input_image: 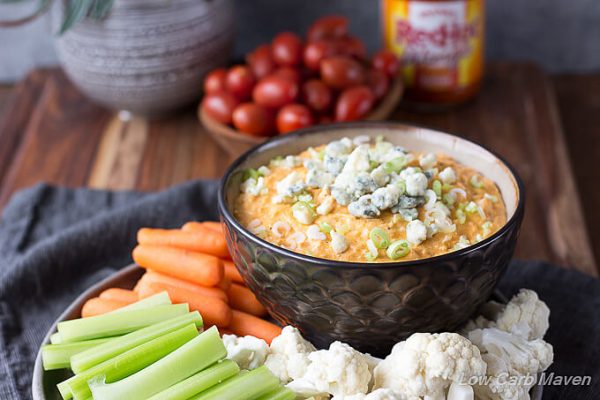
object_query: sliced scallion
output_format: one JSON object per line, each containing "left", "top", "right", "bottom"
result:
{"left": 383, "top": 156, "right": 407, "bottom": 173}
{"left": 470, "top": 175, "right": 484, "bottom": 189}
{"left": 386, "top": 240, "right": 410, "bottom": 259}
{"left": 396, "top": 180, "right": 406, "bottom": 196}
{"left": 370, "top": 228, "right": 390, "bottom": 249}
{"left": 465, "top": 201, "right": 478, "bottom": 214}
{"left": 319, "top": 222, "right": 333, "bottom": 234}
{"left": 432, "top": 180, "right": 442, "bottom": 198}
{"left": 455, "top": 209, "right": 466, "bottom": 224}
{"left": 242, "top": 168, "right": 262, "bottom": 182}
{"left": 484, "top": 193, "right": 499, "bottom": 203}
{"left": 443, "top": 193, "right": 455, "bottom": 206}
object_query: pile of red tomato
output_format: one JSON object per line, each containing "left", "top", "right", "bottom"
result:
{"left": 200, "top": 15, "right": 400, "bottom": 136}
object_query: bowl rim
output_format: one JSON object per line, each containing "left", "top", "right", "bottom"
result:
{"left": 218, "top": 121, "right": 525, "bottom": 269}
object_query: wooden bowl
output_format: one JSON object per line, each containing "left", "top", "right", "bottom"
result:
{"left": 199, "top": 75, "right": 404, "bottom": 158}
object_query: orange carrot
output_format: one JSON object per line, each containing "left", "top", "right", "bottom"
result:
{"left": 99, "top": 288, "right": 138, "bottom": 304}
{"left": 223, "top": 260, "right": 244, "bottom": 284}
{"left": 133, "top": 245, "right": 224, "bottom": 287}
{"left": 228, "top": 310, "right": 281, "bottom": 344}
{"left": 137, "top": 228, "right": 229, "bottom": 258}
{"left": 139, "top": 270, "right": 228, "bottom": 302}
{"left": 81, "top": 298, "right": 129, "bottom": 318}
{"left": 182, "top": 221, "right": 222, "bottom": 234}
{"left": 216, "top": 276, "right": 232, "bottom": 291}
{"left": 227, "top": 284, "right": 268, "bottom": 317}
{"left": 142, "top": 282, "right": 232, "bottom": 327}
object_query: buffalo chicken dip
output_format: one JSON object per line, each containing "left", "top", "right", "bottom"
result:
{"left": 234, "top": 136, "right": 506, "bottom": 262}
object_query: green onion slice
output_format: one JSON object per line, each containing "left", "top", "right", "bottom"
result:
{"left": 383, "top": 156, "right": 407, "bottom": 173}
{"left": 370, "top": 228, "right": 390, "bottom": 249}
{"left": 319, "top": 222, "right": 333, "bottom": 233}
{"left": 470, "top": 175, "right": 484, "bottom": 189}
{"left": 455, "top": 209, "right": 466, "bottom": 224}
{"left": 396, "top": 180, "right": 406, "bottom": 196}
{"left": 386, "top": 240, "right": 410, "bottom": 259}
{"left": 432, "top": 180, "right": 442, "bottom": 198}
{"left": 364, "top": 251, "right": 377, "bottom": 261}
{"left": 242, "top": 168, "right": 262, "bottom": 182}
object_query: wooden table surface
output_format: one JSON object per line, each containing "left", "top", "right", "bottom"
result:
{"left": 0, "top": 63, "right": 597, "bottom": 277}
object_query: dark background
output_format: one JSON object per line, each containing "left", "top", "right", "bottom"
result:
{"left": 1, "top": 0, "right": 599, "bottom": 81}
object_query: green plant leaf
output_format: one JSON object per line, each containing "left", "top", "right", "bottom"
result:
{"left": 59, "top": 0, "right": 94, "bottom": 35}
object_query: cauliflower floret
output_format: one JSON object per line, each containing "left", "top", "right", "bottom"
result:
{"left": 287, "top": 341, "right": 372, "bottom": 398}
{"left": 406, "top": 220, "right": 427, "bottom": 246}
{"left": 264, "top": 326, "right": 316, "bottom": 383}
{"left": 446, "top": 382, "right": 474, "bottom": 400}
{"left": 333, "top": 388, "right": 416, "bottom": 400}
{"left": 464, "top": 289, "right": 550, "bottom": 341}
{"left": 373, "top": 332, "right": 486, "bottom": 400}
{"left": 222, "top": 334, "right": 269, "bottom": 370}
{"left": 468, "top": 328, "right": 553, "bottom": 400}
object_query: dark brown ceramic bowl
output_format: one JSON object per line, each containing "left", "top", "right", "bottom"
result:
{"left": 218, "top": 122, "right": 525, "bottom": 356}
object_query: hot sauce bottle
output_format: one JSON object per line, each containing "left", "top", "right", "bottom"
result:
{"left": 382, "top": 0, "right": 485, "bottom": 108}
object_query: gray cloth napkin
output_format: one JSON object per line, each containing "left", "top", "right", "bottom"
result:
{"left": 0, "top": 182, "right": 598, "bottom": 399}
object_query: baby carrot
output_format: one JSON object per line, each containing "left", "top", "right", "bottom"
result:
{"left": 223, "top": 260, "right": 244, "bottom": 284}
{"left": 99, "top": 288, "right": 138, "bottom": 304}
{"left": 139, "top": 270, "right": 229, "bottom": 302}
{"left": 227, "top": 284, "right": 268, "bottom": 317}
{"left": 81, "top": 298, "right": 129, "bottom": 318}
{"left": 228, "top": 310, "right": 281, "bottom": 344}
{"left": 137, "top": 228, "right": 230, "bottom": 259}
{"left": 182, "top": 221, "right": 222, "bottom": 234}
{"left": 217, "top": 276, "right": 232, "bottom": 291}
{"left": 143, "top": 282, "right": 232, "bottom": 327}
{"left": 132, "top": 245, "right": 224, "bottom": 287}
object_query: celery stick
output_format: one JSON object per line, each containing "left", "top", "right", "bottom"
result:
{"left": 88, "top": 326, "right": 227, "bottom": 400}
{"left": 58, "top": 324, "right": 198, "bottom": 400}
{"left": 146, "top": 360, "right": 239, "bottom": 400}
{"left": 112, "top": 291, "right": 171, "bottom": 313}
{"left": 57, "top": 303, "right": 188, "bottom": 343}
{"left": 190, "top": 366, "right": 280, "bottom": 400}
{"left": 42, "top": 338, "right": 111, "bottom": 371}
{"left": 70, "top": 311, "right": 202, "bottom": 374}
{"left": 256, "top": 387, "right": 296, "bottom": 400}
{"left": 50, "top": 332, "right": 63, "bottom": 344}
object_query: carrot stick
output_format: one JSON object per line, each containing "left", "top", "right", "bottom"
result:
{"left": 133, "top": 245, "right": 224, "bottom": 287}
{"left": 228, "top": 310, "right": 281, "bottom": 344}
{"left": 81, "top": 298, "right": 129, "bottom": 318}
{"left": 227, "top": 284, "right": 268, "bottom": 317}
{"left": 99, "top": 288, "right": 138, "bottom": 304}
{"left": 137, "top": 228, "right": 229, "bottom": 258}
{"left": 223, "top": 260, "right": 244, "bottom": 284}
{"left": 216, "top": 276, "right": 232, "bottom": 291}
{"left": 140, "top": 270, "right": 228, "bottom": 302}
{"left": 142, "top": 282, "right": 232, "bottom": 327}
{"left": 182, "top": 221, "right": 222, "bottom": 234}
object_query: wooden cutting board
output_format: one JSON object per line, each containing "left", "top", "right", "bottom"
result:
{"left": 0, "top": 64, "right": 596, "bottom": 276}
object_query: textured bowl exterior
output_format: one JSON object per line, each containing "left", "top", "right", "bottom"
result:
{"left": 54, "top": 0, "right": 235, "bottom": 116}
{"left": 219, "top": 123, "right": 525, "bottom": 356}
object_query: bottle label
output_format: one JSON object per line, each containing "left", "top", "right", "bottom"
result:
{"left": 383, "top": 0, "right": 484, "bottom": 92}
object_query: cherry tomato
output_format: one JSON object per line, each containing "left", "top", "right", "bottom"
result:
{"left": 252, "top": 75, "right": 299, "bottom": 109}
{"left": 302, "top": 79, "right": 333, "bottom": 113}
{"left": 336, "top": 36, "right": 366, "bottom": 60}
{"left": 271, "top": 32, "right": 304, "bottom": 67}
{"left": 335, "top": 85, "right": 375, "bottom": 122}
{"left": 226, "top": 65, "right": 256, "bottom": 101}
{"left": 203, "top": 68, "right": 227, "bottom": 95}
{"left": 307, "top": 15, "right": 348, "bottom": 42}
{"left": 246, "top": 44, "right": 276, "bottom": 79}
{"left": 232, "top": 103, "right": 275, "bottom": 136}
{"left": 272, "top": 67, "right": 302, "bottom": 86}
{"left": 372, "top": 50, "right": 400, "bottom": 78}
{"left": 276, "top": 104, "right": 314, "bottom": 134}
{"left": 320, "top": 56, "right": 366, "bottom": 90}
{"left": 201, "top": 91, "right": 239, "bottom": 124}
{"left": 303, "top": 40, "right": 338, "bottom": 71}
{"left": 367, "top": 69, "right": 390, "bottom": 100}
